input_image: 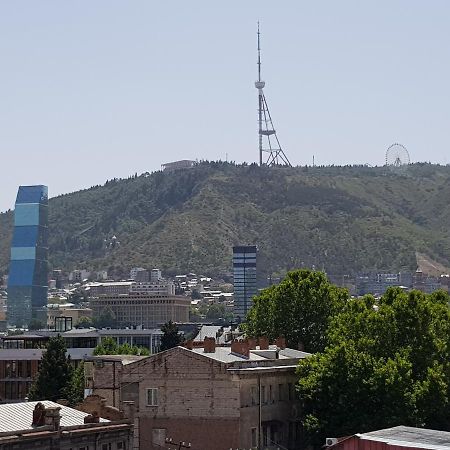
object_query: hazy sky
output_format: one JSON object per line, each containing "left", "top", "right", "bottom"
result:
{"left": 1, "top": 1, "right": 450, "bottom": 212}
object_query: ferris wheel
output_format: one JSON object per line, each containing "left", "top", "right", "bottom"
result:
{"left": 385, "top": 143, "right": 411, "bottom": 169}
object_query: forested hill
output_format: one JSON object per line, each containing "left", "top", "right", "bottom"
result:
{"left": 1, "top": 162, "right": 450, "bottom": 279}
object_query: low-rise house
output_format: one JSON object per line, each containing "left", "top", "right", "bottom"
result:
{"left": 327, "top": 425, "right": 450, "bottom": 450}
{"left": 87, "top": 337, "right": 310, "bottom": 450}
{"left": 0, "top": 400, "right": 133, "bottom": 450}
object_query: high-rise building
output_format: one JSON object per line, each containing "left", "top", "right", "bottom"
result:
{"left": 7, "top": 185, "right": 48, "bottom": 327}
{"left": 233, "top": 245, "right": 257, "bottom": 321}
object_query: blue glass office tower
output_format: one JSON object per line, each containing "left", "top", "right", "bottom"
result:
{"left": 233, "top": 245, "right": 257, "bottom": 322}
{"left": 7, "top": 186, "right": 48, "bottom": 327}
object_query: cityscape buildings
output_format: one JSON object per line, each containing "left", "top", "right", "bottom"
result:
{"left": 7, "top": 185, "right": 48, "bottom": 327}
{"left": 233, "top": 245, "right": 257, "bottom": 321}
{"left": 88, "top": 280, "right": 189, "bottom": 328}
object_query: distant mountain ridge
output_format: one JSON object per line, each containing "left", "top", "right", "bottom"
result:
{"left": 1, "top": 162, "right": 450, "bottom": 279}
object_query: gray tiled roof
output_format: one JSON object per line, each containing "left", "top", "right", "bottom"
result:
{"left": 359, "top": 426, "right": 450, "bottom": 449}
{"left": 0, "top": 401, "right": 108, "bottom": 433}
{"left": 193, "top": 325, "right": 222, "bottom": 342}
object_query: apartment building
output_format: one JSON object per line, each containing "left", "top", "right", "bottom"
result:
{"left": 89, "top": 281, "right": 188, "bottom": 328}
{"left": 87, "top": 337, "right": 310, "bottom": 450}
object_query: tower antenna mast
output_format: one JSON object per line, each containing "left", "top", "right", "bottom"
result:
{"left": 255, "top": 22, "right": 291, "bottom": 167}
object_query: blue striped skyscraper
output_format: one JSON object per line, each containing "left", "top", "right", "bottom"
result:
{"left": 233, "top": 245, "right": 257, "bottom": 322}
{"left": 7, "top": 186, "right": 49, "bottom": 327}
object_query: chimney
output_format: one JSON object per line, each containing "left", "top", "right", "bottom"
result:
{"left": 44, "top": 406, "right": 61, "bottom": 431}
{"left": 231, "top": 339, "right": 250, "bottom": 358}
{"left": 258, "top": 336, "right": 269, "bottom": 350}
{"left": 248, "top": 338, "right": 257, "bottom": 350}
{"left": 84, "top": 411, "right": 100, "bottom": 424}
{"left": 203, "top": 336, "right": 216, "bottom": 353}
{"left": 298, "top": 341, "right": 304, "bottom": 351}
{"left": 184, "top": 340, "right": 194, "bottom": 350}
{"left": 32, "top": 402, "right": 46, "bottom": 427}
{"left": 275, "top": 337, "right": 286, "bottom": 350}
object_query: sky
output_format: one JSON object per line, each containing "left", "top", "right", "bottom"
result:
{"left": 1, "top": 1, "right": 450, "bottom": 212}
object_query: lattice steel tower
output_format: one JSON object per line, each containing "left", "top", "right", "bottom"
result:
{"left": 255, "top": 23, "right": 291, "bottom": 167}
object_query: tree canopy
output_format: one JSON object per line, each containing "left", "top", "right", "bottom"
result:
{"left": 93, "top": 336, "right": 149, "bottom": 356}
{"left": 28, "top": 336, "right": 74, "bottom": 402}
{"left": 245, "top": 270, "right": 348, "bottom": 352}
{"left": 297, "top": 287, "right": 450, "bottom": 446}
{"left": 160, "top": 321, "right": 183, "bottom": 351}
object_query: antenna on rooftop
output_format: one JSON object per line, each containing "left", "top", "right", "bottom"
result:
{"left": 255, "top": 22, "right": 292, "bottom": 167}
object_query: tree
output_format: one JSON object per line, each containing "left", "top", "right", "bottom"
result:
{"left": 93, "top": 337, "right": 150, "bottom": 356}
{"left": 65, "top": 361, "right": 85, "bottom": 406}
{"left": 160, "top": 321, "right": 182, "bottom": 351}
{"left": 93, "top": 336, "right": 118, "bottom": 355}
{"left": 245, "top": 270, "right": 348, "bottom": 352}
{"left": 206, "top": 303, "right": 226, "bottom": 320}
{"left": 28, "top": 336, "right": 73, "bottom": 401}
{"left": 297, "top": 288, "right": 450, "bottom": 447}
{"left": 92, "top": 307, "right": 116, "bottom": 328}
{"left": 76, "top": 316, "right": 93, "bottom": 328}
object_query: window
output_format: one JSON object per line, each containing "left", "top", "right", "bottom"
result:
{"left": 278, "top": 383, "right": 284, "bottom": 401}
{"left": 269, "top": 384, "right": 273, "bottom": 403}
{"left": 261, "top": 385, "right": 267, "bottom": 404}
{"left": 287, "top": 382, "right": 293, "bottom": 401}
{"left": 251, "top": 428, "right": 257, "bottom": 448}
{"left": 101, "top": 444, "right": 112, "bottom": 450}
{"left": 116, "top": 442, "right": 125, "bottom": 450}
{"left": 251, "top": 386, "right": 258, "bottom": 405}
{"left": 147, "top": 387, "right": 158, "bottom": 406}
{"left": 152, "top": 428, "right": 166, "bottom": 446}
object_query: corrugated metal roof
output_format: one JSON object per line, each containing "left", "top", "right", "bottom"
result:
{"left": 358, "top": 426, "right": 450, "bottom": 450}
{"left": 0, "top": 401, "right": 108, "bottom": 433}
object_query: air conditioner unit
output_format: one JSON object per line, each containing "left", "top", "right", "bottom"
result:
{"left": 326, "top": 438, "right": 338, "bottom": 446}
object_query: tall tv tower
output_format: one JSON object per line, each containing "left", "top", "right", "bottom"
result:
{"left": 255, "top": 22, "right": 291, "bottom": 167}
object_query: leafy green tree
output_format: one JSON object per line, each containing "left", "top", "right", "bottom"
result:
{"left": 28, "top": 336, "right": 73, "bottom": 401}
{"left": 297, "top": 288, "right": 450, "bottom": 447}
{"left": 206, "top": 303, "right": 226, "bottom": 320}
{"left": 160, "top": 320, "right": 182, "bottom": 351}
{"left": 65, "top": 362, "right": 85, "bottom": 406}
{"left": 93, "top": 336, "right": 118, "bottom": 355}
{"left": 245, "top": 270, "right": 348, "bottom": 352}
{"left": 76, "top": 316, "right": 93, "bottom": 328}
{"left": 93, "top": 337, "right": 150, "bottom": 356}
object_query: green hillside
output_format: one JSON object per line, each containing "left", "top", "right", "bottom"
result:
{"left": 1, "top": 162, "right": 450, "bottom": 279}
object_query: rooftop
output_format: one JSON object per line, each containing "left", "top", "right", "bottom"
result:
{"left": 357, "top": 426, "right": 450, "bottom": 450}
{"left": 190, "top": 345, "right": 310, "bottom": 364}
{"left": 0, "top": 401, "right": 108, "bottom": 433}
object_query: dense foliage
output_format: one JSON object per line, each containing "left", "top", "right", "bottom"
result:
{"left": 93, "top": 336, "right": 150, "bottom": 356}
{"left": 2, "top": 163, "right": 450, "bottom": 278}
{"left": 297, "top": 287, "right": 450, "bottom": 446}
{"left": 245, "top": 270, "right": 348, "bottom": 352}
{"left": 160, "top": 321, "right": 183, "bottom": 351}
{"left": 28, "top": 336, "right": 83, "bottom": 405}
